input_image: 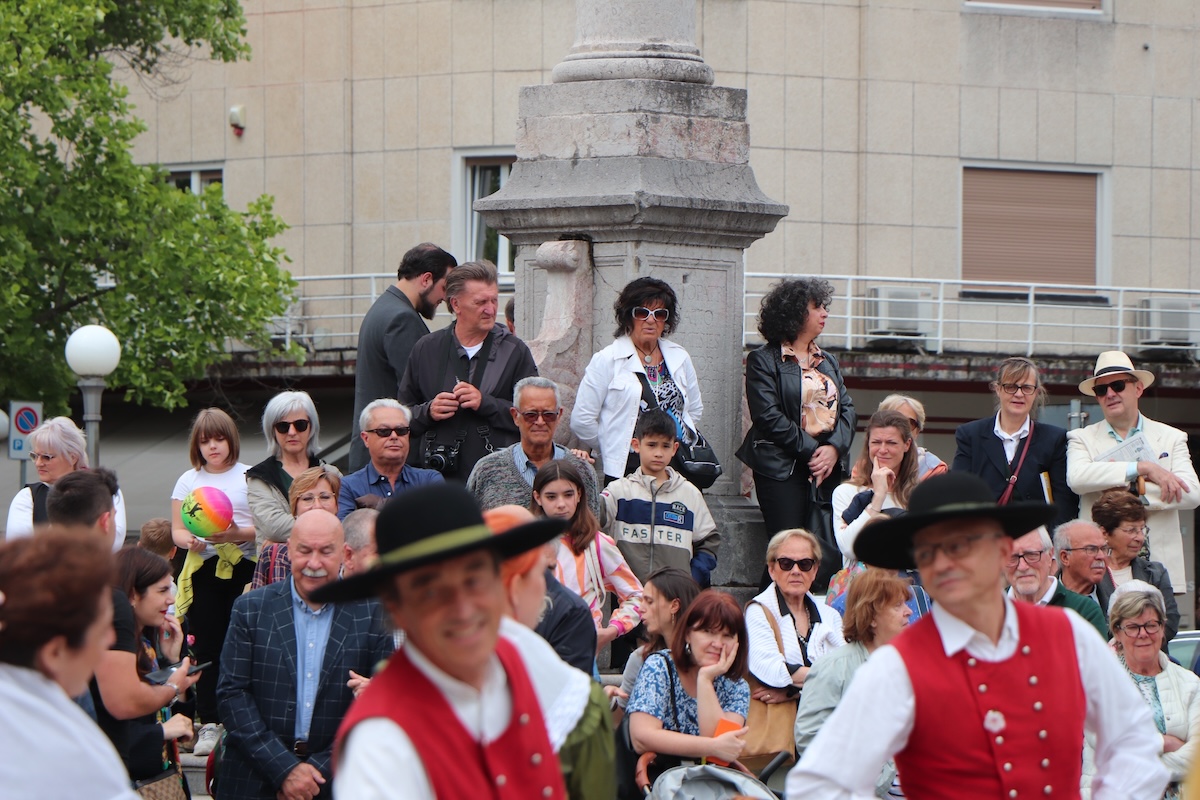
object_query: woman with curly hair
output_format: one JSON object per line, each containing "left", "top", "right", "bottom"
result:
{"left": 736, "top": 278, "right": 856, "bottom": 554}
{"left": 572, "top": 277, "right": 703, "bottom": 484}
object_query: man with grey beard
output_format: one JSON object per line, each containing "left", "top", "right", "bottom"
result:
{"left": 217, "top": 510, "right": 392, "bottom": 800}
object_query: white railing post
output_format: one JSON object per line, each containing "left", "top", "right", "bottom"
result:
{"left": 1025, "top": 285, "right": 1035, "bottom": 356}
{"left": 844, "top": 276, "right": 854, "bottom": 351}
{"left": 1115, "top": 287, "right": 1125, "bottom": 350}
{"left": 935, "top": 281, "right": 945, "bottom": 354}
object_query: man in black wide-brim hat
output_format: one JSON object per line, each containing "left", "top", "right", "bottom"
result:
{"left": 786, "top": 472, "right": 1168, "bottom": 799}
{"left": 312, "top": 482, "right": 568, "bottom": 799}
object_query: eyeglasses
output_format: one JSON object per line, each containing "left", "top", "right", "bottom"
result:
{"left": 274, "top": 419, "right": 311, "bottom": 434}
{"left": 518, "top": 410, "right": 560, "bottom": 423}
{"left": 632, "top": 307, "right": 670, "bottom": 322}
{"left": 297, "top": 492, "right": 335, "bottom": 505}
{"left": 999, "top": 383, "right": 1038, "bottom": 396}
{"left": 912, "top": 532, "right": 998, "bottom": 568}
{"left": 367, "top": 426, "right": 410, "bottom": 438}
{"left": 1061, "top": 545, "right": 1113, "bottom": 558}
{"left": 1092, "top": 380, "right": 1128, "bottom": 396}
{"left": 774, "top": 557, "right": 818, "bottom": 573}
{"left": 1118, "top": 620, "right": 1162, "bottom": 637}
{"left": 1005, "top": 549, "right": 1046, "bottom": 567}
{"left": 1115, "top": 525, "right": 1149, "bottom": 537}
{"left": 30, "top": 452, "right": 58, "bottom": 463}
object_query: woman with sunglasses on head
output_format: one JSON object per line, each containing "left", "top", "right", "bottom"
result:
{"left": 246, "top": 390, "right": 341, "bottom": 551}
{"left": 736, "top": 278, "right": 856, "bottom": 550}
{"left": 952, "top": 356, "right": 1078, "bottom": 526}
{"left": 572, "top": 277, "right": 703, "bottom": 484}
{"left": 745, "top": 529, "right": 844, "bottom": 705}
{"left": 876, "top": 394, "right": 946, "bottom": 480}
{"left": 5, "top": 416, "right": 128, "bottom": 547}
{"left": 1106, "top": 581, "right": 1199, "bottom": 797}
{"left": 1093, "top": 487, "right": 1179, "bottom": 645}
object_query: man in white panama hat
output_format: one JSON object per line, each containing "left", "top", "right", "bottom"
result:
{"left": 1066, "top": 351, "right": 1198, "bottom": 596}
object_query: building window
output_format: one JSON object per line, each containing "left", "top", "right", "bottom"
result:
{"left": 962, "top": 167, "right": 1099, "bottom": 287}
{"left": 965, "top": 0, "right": 1099, "bottom": 9}
{"left": 168, "top": 167, "right": 223, "bottom": 195}
{"left": 465, "top": 157, "right": 515, "bottom": 274}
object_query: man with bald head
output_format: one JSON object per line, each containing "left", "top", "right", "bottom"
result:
{"left": 217, "top": 510, "right": 393, "bottom": 800}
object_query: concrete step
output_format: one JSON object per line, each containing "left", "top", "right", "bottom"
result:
{"left": 180, "top": 753, "right": 210, "bottom": 799}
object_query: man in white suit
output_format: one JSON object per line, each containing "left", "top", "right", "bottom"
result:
{"left": 1066, "top": 351, "right": 1198, "bottom": 595}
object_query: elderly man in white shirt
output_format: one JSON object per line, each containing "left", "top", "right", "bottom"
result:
{"left": 786, "top": 472, "right": 1169, "bottom": 800}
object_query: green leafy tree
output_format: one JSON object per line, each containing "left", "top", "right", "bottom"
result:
{"left": 0, "top": 0, "right": 296, "bottom": 411}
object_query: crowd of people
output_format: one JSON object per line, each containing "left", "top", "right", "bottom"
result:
{"left": 2, "top": 248, "right": 1200, "bottom": 799}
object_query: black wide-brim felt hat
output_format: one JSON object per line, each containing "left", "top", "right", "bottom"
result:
{"left": 310, "top": 482, "right": 565, "bottom": 604}
{"left": 852, "top": 472, "right": 1057, "bottom": 571}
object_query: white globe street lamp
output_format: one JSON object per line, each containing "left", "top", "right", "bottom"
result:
{"left": 65, "top": 325, "right": 121, "bottom": 467}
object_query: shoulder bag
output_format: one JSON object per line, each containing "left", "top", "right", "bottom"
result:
{"left": 742, "top": 601, "right": 798, "bottom": 772}
{"left": 634, "top": 373, "right": 722, "bottom": 489}
{"left": 998, "top": 420, "right": 1034, "bottom": 506}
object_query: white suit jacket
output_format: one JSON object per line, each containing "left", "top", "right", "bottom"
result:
{"left": 1066, "top": 416, "right": 1199, "bottom": 594}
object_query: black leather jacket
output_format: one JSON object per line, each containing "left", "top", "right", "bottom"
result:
{"left": 736, "top": 345, "right": 857, "bottom": 481}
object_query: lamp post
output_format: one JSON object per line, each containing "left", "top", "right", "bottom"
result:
{"left": 65, "top": 325, "right": 121, "bottom": 468}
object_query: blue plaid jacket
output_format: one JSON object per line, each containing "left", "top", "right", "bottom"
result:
{"left": 216, "top": 579, "right": 393, "bottom": 799}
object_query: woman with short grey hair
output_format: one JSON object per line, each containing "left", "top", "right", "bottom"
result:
{"left": 1107, "top": 580, "right": 1200, "bottom": 797}
{"left": 246, "top": 390, "right": 340, "bottom": 548}
{"left": 5, "top": 416, "right": 127, "bottom": 546}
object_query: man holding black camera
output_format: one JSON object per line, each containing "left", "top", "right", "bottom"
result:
{"left": 337, "top": 399, "right": 443, "bottom": 520}
{"left": 399, "top": 260, "right": 537, "bottom": 482}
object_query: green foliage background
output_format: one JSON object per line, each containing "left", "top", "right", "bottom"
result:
{"left": 0, "top": 0, "right": 297, "bottom": 411}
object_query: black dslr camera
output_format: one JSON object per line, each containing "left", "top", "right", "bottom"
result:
{"left": 423, "top": 439, "right": 460, "bottom": 475}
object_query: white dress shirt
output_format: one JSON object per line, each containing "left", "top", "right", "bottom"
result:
{"left": 785, "top": 598, "right": 1170, "bottom": 800}
{"left": 993, "top": 413, "right": 1031, "bottom": 463}
{"left": 335, "top": 617, "right": 590, "bottom": 799}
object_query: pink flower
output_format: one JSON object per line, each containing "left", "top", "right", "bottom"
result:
{"left": 186, "top": 634, "right": 196, "bottom": 647}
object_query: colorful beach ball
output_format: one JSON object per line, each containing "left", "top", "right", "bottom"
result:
{"left": 181, "top": 487, "right": 234, "bottom": 538}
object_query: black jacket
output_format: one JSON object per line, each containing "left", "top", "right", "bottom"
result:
{"left": 398, "top": 322, "right": 537, "bottom": 481}
{"left": 534, "top": 572, "right": 598, "bottom": 675}
{"left": 736, "top": 345, "right": 856, "bottom": 481}
{"left": 952, "top": 416, "right": 1078, "bottom": 527}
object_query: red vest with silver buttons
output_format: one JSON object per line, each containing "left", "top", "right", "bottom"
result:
{"left": 335, "top": 637, "right": 566, "bottom": 800}
{"left": 892, "top": 602, "right": 1085, "bottom": 800}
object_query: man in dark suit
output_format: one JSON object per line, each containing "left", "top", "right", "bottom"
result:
{"left": 350, "top": 242, "right": 456, "bottom": 471}
{"left": 217, "top": 510, "right": 393, "bottom": 800}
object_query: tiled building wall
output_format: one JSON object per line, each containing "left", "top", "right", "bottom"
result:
{"left": 124, "top": 0, "right": 1200, "bottom": 297}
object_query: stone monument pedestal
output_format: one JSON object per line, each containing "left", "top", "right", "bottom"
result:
{"left": 476, "top": 0, "right": 786, "bottom": 591}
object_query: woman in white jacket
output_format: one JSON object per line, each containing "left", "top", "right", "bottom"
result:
{"left": 1108, "top": 580, "right": 1200, "bottom": 797}
{"left": 571, "top": 278, "right": 702, "bottom": 484}
{"left": 745, "top": 529, "right": 844, "bottom": 701}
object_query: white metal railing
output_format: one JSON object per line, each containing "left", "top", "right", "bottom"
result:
{"left": 270, "top": 272, "right": 1200, "bottom": 360}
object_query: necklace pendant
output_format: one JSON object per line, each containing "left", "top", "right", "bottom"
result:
{"left": 644, "top": 354, "right": 651, "bottom": 364}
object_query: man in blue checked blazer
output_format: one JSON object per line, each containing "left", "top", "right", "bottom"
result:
{"left": 217, "top": 510, "right": 393, "bottom": 800}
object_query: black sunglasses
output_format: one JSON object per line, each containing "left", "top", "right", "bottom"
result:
{"left": 518, "top": 410, "right": 560, "bottom": 423}
{"left": 274, "top": 419, "right": 311, "bottom": 434}
{"left": 775, "top": 557, "right": 818, "bottom": 573}
{"left": 367, "top": 426, "right": 411, "bottom": 438}
{"left": 1093, "top": 380, "right": 1128, "bottom": 396}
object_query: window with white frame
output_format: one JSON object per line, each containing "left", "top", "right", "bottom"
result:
{"left": 168, "top": 166, "right": 223, "bottom": 195}
{"left": 453, "top": 152, "right": 516, "bottom": 278}
{"left": 964, "top": 0, "right": 1102, "bottom": 12}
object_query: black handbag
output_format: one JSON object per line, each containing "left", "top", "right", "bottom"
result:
{"left": 805, "top": 480, "right": 841, "bottom": 595}
{"left": 635, "top": 373, "right": 722, "bottom": 489}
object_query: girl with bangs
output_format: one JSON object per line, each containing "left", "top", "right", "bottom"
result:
{"left": 626, "top": 590, "right": 751, "bottom": 764}
{"left": 532, "top": 460, "right": 644, "bottom": 655}
{"left": 170, "top": 407, "right": 255, "bottom": 757}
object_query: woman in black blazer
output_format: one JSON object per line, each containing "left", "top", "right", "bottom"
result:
{"left": 736, "top": 278, "right": 857, "bottom": 540}
{"left": 951, "top": 356, "right": 1078, "bottom": 526}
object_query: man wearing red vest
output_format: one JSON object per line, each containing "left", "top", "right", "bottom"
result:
{"left": 787, "top": 472, "right": 1168, "bottom": 799}
{"left": 311, "top": 482, "right": 568, "bottom": 799}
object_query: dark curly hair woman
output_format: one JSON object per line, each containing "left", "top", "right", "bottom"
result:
{"left": 572, "top": 277, "right": 702, "bottom": 485}
{"left": 736, "top": 278, "right": 856, "bottom": 588}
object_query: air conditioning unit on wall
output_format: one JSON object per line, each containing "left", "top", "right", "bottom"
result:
{"left": 866, "top": 287, "right": 934, "bottom": 337}
{"left": 1137, "top": 297, "right": 1198, "bottom": 347}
